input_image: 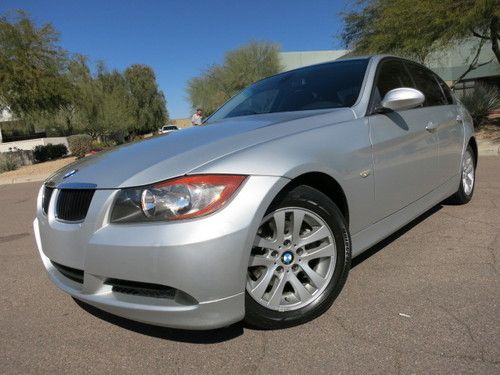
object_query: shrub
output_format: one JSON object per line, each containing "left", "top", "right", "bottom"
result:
{"left": 460, "top": 84, "right": 500, "bottom": 128}
{"left": 33, "top": 143, "right": 68, "bottom": 162}
{"left": 90, "top": 140, "right": 108, "bottom": 152}
{"left": 50, "top": 143, "right": 68, "bottom": 159}
{"left": 0, "top": 150, "right": 33, "bottom": 170}
{"left": 33, "top": 145, "right": 49, "bottom": 162}
{"left": 108, "top": 129, "right": 127, "bottom": 145}
{"left": 68, "top": 134, "right": 93, "bottom": 158}
{"left": 0, "top": 159, "right": 18, "bottom": 173}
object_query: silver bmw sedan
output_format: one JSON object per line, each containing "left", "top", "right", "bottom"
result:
{"left": 34, "top": 55, "right": 476, "bottom": 330}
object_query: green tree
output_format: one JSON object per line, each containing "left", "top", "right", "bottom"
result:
{"left": 188, "top": 65, "right": 231, "bottom": 116}
{"left": 98, "top": 67, "right": 134, "bottom": 142}
{"left": 224, "top": 41, "right": 283, "bottom": 92}
{"left": 33, "top": 55, "right": 90, "bottom": 136}
{"left": 0, "top": 11, "right": 71, "bottom": 129}
{"left": 187, "top": 41, "right": 282, "bottom": 115}
{"left": 341, "top": 0, "right": 500, "bottom": 84}
{"left": 0, "top": 10, "right": 168, "bottom": 141}
{"left": 124, "top": 64, "right": 168, "bottom": 136}
{"left": 76, "top": 63, "right": 134, "bottom": 142}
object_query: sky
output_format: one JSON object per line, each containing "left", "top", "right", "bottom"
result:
{"left": 0, "top": 0, "right": 350, "bottom": 119}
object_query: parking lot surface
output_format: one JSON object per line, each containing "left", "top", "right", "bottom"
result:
{"left": 0, "top": 157, "right": 499, "bottom": 374}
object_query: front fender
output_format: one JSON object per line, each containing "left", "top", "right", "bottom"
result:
{"left": 191, "top": 118, "right": 374, "bottom": 234}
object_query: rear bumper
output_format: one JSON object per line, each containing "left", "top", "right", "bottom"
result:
{"left": 34, "top": 175, "right": 288, "bottom": 330}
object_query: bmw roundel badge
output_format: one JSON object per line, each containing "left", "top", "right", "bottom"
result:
{"left": 63, "top": 169, "right": 78, "bottom": 179}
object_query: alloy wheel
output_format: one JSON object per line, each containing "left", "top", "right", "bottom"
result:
{"left": 247, "top": 207, "right": 337, "bottom": 311}
{"left": 462, "top": 149, "right": 475, "bottom": 195}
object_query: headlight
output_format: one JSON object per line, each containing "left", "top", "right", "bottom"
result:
{"left": 110, "top": 175, "right": 246, "bottom": 223}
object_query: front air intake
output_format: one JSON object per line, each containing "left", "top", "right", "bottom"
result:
{"left": 51, "top": 261, "right": 84, "bottom": 284}
{"left": 105, "top": 278, "right": 177, "bottom": 299}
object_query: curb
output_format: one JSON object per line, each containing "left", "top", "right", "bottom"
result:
{"left": 0, "top": 174, "right": 46, "bottom": 186}
{"left": 478, "top": 141, "right": 500, "bottom": 156}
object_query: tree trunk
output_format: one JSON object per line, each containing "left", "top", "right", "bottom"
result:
{"left": 490, "top": 16, "right": 500, "bottom": 64}
{"left": 65, "top": 116, "right": 73, "bottom": 136}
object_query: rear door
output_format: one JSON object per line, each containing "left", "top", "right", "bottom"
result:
{"left": 432, "top": 74, "right": 464, "bottom": 183}
{"left": 368, "top": 59, "right": 440, "bottom": 221}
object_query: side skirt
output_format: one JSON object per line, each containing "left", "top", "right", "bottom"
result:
{"left": 351, "top": 174, "right": 459, "bottom": 258}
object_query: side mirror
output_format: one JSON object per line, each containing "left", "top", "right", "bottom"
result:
{"left": 380, "top": 87, "right": 425, "bottom": 112}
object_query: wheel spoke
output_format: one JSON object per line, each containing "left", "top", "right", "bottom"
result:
{"left": 288, "top": 272, "right": 312, "bottom": 302}
{"left": 250, "top": 268, "right": 275, "bottom": 300}
{"left": 273, "top": 210, "right": 286, "bottom": 244}
{"left": 292, "top": 210, "right": 305, "bottom": 244}
{"left": 253, "top": 235, "right": 280, "bottom": 251}
{"left": 466, "top": 164, "right": 473, "bottom": 173}
{"left": 248, "top": 254, "right": 275, "bottom": 268}
{"left": 462, "top": 150, "right": 474, "bottom": 195}
{"left": 302, "top": 243, "right": 335, "bottom": 260}
{"left": 300, "top": 262, "right": 326, "bottom": 289}
{"left": 267, "top": 273, "right": 288, "bottom": 306}
{"left": 299, "top": 225, "right": 330, "bottom": 247}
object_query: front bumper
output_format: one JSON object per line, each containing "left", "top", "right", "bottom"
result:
{"left": 34, "top": 175, "right": 288, "bottom": 330}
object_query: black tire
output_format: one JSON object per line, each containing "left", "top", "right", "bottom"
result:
{"left": 244, "top": 185, "right": 351, "bottom": 329}
{"left": 446, "top": 144, "right": 476, "bottom": 205}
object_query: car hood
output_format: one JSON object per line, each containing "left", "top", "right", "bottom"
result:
{"left": 47, "top": 108, "right": 355, "bottom": 188}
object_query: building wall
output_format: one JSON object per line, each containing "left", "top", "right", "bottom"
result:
{"left": 279, "top": 41, "right": 500, "bottom": 84}
{"left": 279, "top": 50, "right": 350, "bottom": 72}
{"left": 0, "top": 108, "right": 14, "bottom": 122}
{"left": 0, "top": 108, "right": 15, "bottom": 143}
{"left": 0, "top": 137, "right": 69, "bottom": 153}
{"left": 426, "top": 39, "right": 500, "bottom": 82}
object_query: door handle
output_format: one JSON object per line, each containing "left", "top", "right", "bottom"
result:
{"left": 425, "top": 121, "right": 438, "bottom": 132}
{"left": 456, "top": 114, "right": 463, "bottom": 123}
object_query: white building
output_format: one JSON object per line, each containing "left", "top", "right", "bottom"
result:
{"left": 279, "top": 50, "right": 350, "bottom": 71}
{"left": 0, "top": 108, "right": 15, "bottom": 143}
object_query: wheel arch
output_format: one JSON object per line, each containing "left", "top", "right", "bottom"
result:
{"left": 271, "top": 172, "right": 350, "bottom": 226}
{"left": 468, "top": 136, "right": 478, "bottom": 166}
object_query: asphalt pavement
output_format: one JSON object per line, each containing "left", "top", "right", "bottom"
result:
{"left": 1, "top": 157, "right": 499, "bottom": 374}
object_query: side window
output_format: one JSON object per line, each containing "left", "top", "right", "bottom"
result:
{"left": 435, "top": 75, "right": 454, "bottom": 104}
{"left": 407, "top": 63, "right": 447, "bottom": 106}
{"left": 376, "top": 60, "right": 413, "bottom": 99}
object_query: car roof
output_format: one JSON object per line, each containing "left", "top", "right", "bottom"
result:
{"left": 284, "top": 54, "right": 424, "bottom": 72}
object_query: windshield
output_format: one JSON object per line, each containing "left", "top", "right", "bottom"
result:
{"left": 207, "top": 59, "right": 369, "bottom": 122}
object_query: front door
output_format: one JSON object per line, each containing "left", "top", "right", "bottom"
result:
{"left": 368, "top": 59, "right": 440, "bottom": 222}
